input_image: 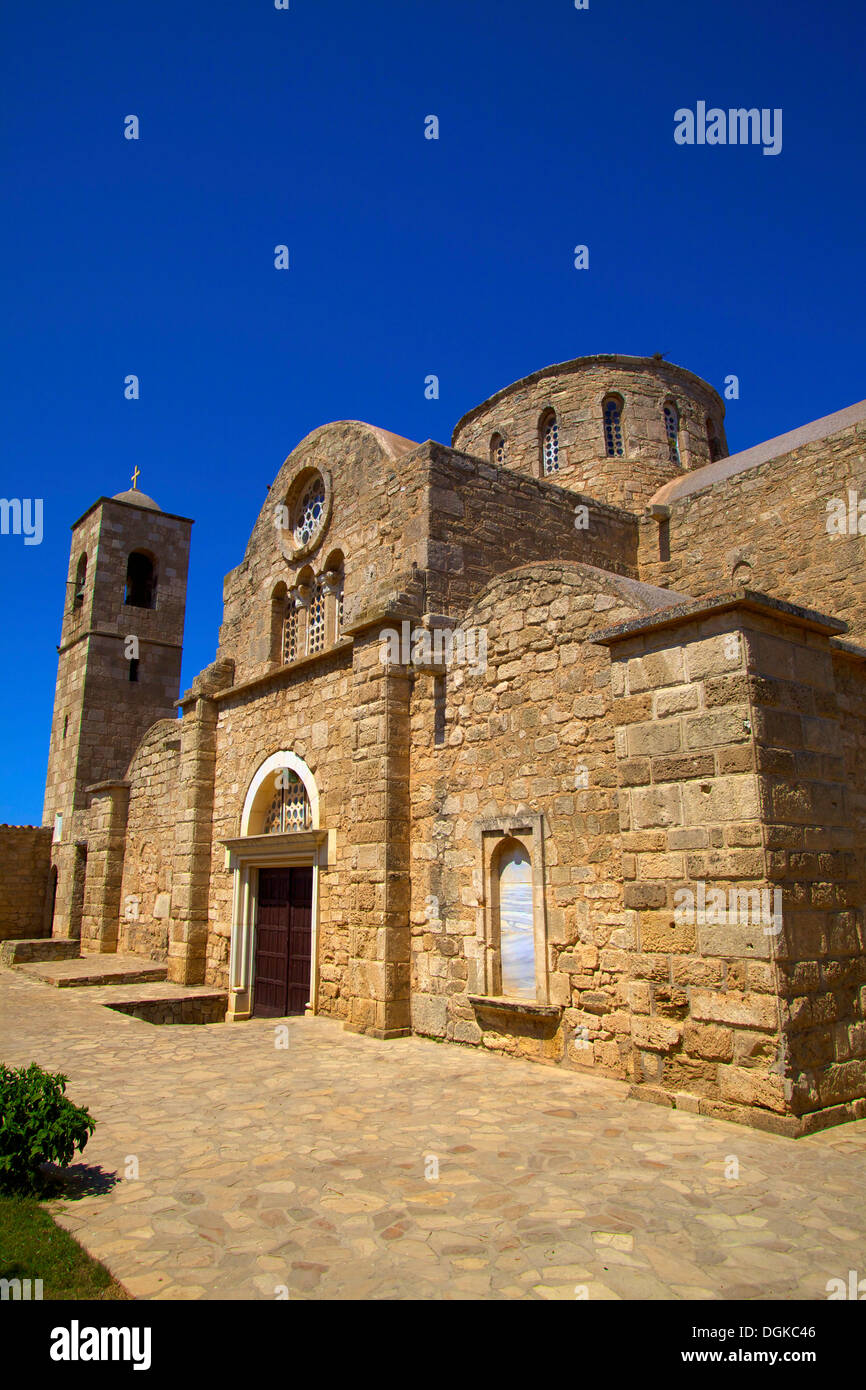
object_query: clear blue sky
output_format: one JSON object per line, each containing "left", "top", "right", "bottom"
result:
{"left": 1, "top": 0, "right": 864, "bottom": 823}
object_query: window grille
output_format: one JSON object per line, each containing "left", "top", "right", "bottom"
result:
{"left": 306, "top": 576, "right": 326, "bottom": 654}
{"left": 541, "top": 415, "right": 559, "bottom": 474}
{"left": 603, "top": 399, "right": 624, "bottom": 457}
{"left": 293, "top": 476, "right": 326, "bottom": 548}
{"left": 263, "top": 771, "right": 311, "bottom": 833}
{"left": 282, "top": 603, "right": 298, "bottom": 662}
{"left": 664, "top": 405, "right": 680, "bottom": 464}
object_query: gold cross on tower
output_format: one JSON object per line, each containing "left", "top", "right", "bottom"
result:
{"left": 131, "top": 466, "right": 140, "bottom": 491}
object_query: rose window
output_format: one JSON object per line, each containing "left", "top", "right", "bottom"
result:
{"left": 293, "top": 476, "right": 327, "bottom": 549}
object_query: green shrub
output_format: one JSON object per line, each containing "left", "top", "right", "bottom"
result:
{"left": 0, "top": 1063, "right": 95, "bottom": 1196}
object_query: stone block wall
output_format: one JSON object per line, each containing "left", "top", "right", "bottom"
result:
{"left": 0, "top": 826, "right": 53, "bottom": 940}
{"left": 117, "top": 720, "right": 181, "bottom": 961}
{"left": 602, "top": 609, "right": 787, "bottom": 1129}
{"left": 748, "top": 624, "right": 866, "bottom": 1130}
{"left": 81, "top": 782, "right": 130, "bottom": 954}
{"left": 422, "top": 445, "right": 639, "bottom": 618}
{"left": 596, "top": 594, "right": 866, "bottom": 1134}
{"left": 639, "top": 418, "right": 866, "bottom": 644}
{"left": 48, "top": 839, "right": 88, "bottom": 941}
{"left": 104, "top": 994, "right": 227, "bottom": 1025}
{"left": 407, "top": 561, "right": 682, "bottom": 1071}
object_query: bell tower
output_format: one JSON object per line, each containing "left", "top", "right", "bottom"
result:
{"left": 43, "top": 478, "right": 193, "bottom": 938}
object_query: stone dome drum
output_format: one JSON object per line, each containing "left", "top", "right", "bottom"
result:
{"left": 451, "top": 353, "right": 728, "bottom": 511}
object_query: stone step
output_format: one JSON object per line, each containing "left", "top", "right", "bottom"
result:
{"left": 71, "top": 980, "right": 227, "bottom": 1025}
{"left": 0, "top": 938, "right": 81, "bottom": 967}
{"left": 16, "top": 953, "right": 168, "bottom": 989}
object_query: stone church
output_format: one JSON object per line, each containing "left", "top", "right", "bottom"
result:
{"left": 5, "top": 352, "right": 866, "bottom": 1137}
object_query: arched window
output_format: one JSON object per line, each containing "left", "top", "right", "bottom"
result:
{"left": 490, "top": 433, "right": 506, "bottom": 467}
{"left": 306, "top": 575, "right": 326, "bottom": 655}
{"left": 269, "top": 582, "right": 289, "bottom": 663}
{"left": 495, "top": 838, "right": 535, "bottom": 1000}
{"left": 124, "top": 551, "right": 157, "bottom": 608}
{"left": 241, "top": 751, "right": 319, "bottom": 836}
{"left": 663, "top": 404, "right": 680, "bottom": 465}
{"left": 322, "top": 551, "right": 345, "bottom": 642}
{"left": 706, "top": 417, "right": 722, "bottom": 462}
{"left": 283, "top": 603, "right": 298, "bottom": 662}
{"left": 540, "top": 411, "right": 559, "bottom": 475}
{"left": 602, "top": 396, "right": 624, "bottom": 457}
{"left": 73, "top": 553, "right": 87, "bottom": 610}
{"left": 262, "top": 769, "right": 312, "bottom": 833}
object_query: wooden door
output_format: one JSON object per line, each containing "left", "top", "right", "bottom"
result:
{"left": 286, "top": 867, "right": 313, "bottom": 1016}
{"left": 253, "top": 867, "right": 313, "bottom": 1017}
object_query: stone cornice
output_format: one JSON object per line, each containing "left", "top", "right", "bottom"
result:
{"left": 207, "top": 639, "right": 354, "bottom": 705}
{"left": 59, "top": 628, "right": 183, "bottom": 656}
{"left": 591, "top": 589, "right": 848, "bottom": 647}
{"left": 71, "top": 496, "right": 195, "bottom": 530}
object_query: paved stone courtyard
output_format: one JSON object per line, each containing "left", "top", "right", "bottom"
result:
{"left": 2, "top": 968, "right": 865, "bottom": 1301}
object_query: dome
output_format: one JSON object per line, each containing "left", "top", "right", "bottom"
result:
{"left": 112, "top": 489, "right": 161, "bottom": 511}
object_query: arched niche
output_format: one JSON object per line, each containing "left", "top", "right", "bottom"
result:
{"left": 492, "top": 835, "right": 536, "bottom": 1000}
{"left": 475, "top": 815, "right": 549, "bottom": 1003}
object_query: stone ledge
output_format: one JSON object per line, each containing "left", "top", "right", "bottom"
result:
{"left": 16, "top": 954, "right": 168, "bottom": 988}
{"left": 0, "top": 938, "right": 79, "bottom": 967}
{"left": 468, "top": 994, "right": 562, "bottom": 1019}
{"left": 343, "top": 1022, "right": 412, "bottom": 1040}
{"left": 627, "top": 1084, "right": 866, "bottom": 1138}
{"left": 209, "top": 639, "right": 354, "bottom": 703}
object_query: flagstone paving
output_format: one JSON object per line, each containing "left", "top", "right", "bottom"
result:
{"left": 2, "top": 967, "right": 865, "bottom": 1301}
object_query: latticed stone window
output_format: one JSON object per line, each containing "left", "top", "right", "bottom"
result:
{"left": 490, "top": 433, "right": 506, "bottom": 467}
{"left": 282, "top": 603, "right": 298, "bottom": 662}
{"left": 262, "top": 771, "right": 311, "bottom": 833}
{"left": 336, "top": 579, "right": 344, "bottom": 634}
{"left": 664, "top": 404, "right": 680, "bottom": 464}
{"left": 293, "top": 475, "right": 327, "bottom": 549}
{"left": 306, "top": 576, "right": 326, "bottom": 654}
{"left": 541, "top": 414, "right": 559, "bottom": 475}
{"left": 603, "top": 398, "right": 624, "bottom": 457}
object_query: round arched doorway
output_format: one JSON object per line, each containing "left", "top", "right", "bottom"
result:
{"left": 221, "top": 751, "right": 331, "bottom": 1021}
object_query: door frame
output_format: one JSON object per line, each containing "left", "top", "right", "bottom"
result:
{"left": 221, "top": 829, "right": 333, "bottom": 1022}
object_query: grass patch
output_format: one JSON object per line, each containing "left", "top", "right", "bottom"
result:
{"left": 0, "top": 1195, "right": 130, "bottom": 1299}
